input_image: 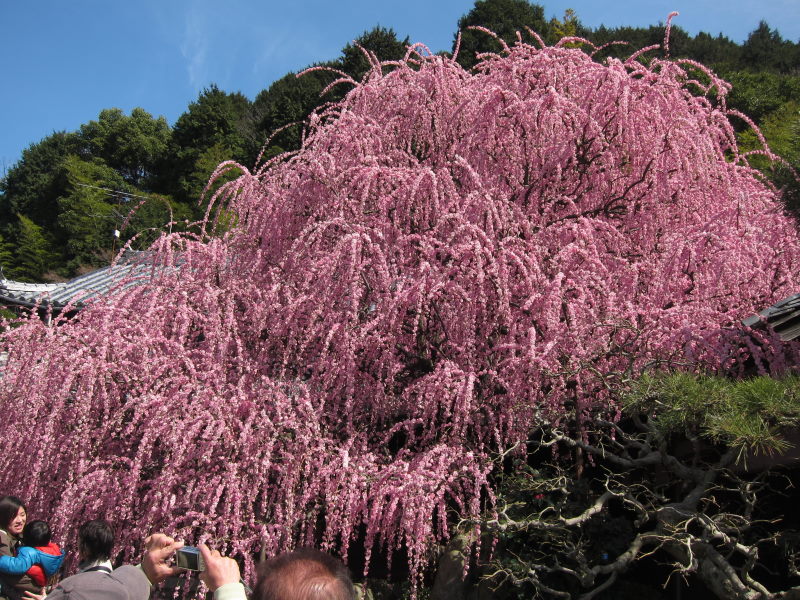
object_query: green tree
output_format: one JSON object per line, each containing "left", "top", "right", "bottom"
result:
{"left": 590, "top": 24, "right": 667, "bottom": 62}
{"left": 55, "top": 155, "right": 186, "bottom": 272}
{"left": 245, "top": 27, "right": 409, "bottom": 162}
{"left": 0, "top": 131, "right": 79, "bottom": 233}
{"left": 548, "top": 8, "right": 581, "bottom": 44}
{"left": 12, "top": 214, "right": 59, "bottom": 281}
{"left": 724, "top": 71, "right": 800, "bottom": 126}
{"left": 453, "top": 0, "right": 550, "bottom": 69}
{"left": 0, "top": 232, "right": 15, "bottom": 280}
{"left": 56, "top": 156, "right": 131, "bottom": 271}
{"left": 185, "top": 142, "right": 245, "bottom": 208}
{"left": 741, "top": 21, "right": 795, "bottom": 73}
{"left": 339, "top": 26, "right": 409, "bottom": 83}
{"left": 172, "top": 85, "right": 250, "bottom": 154}
{"left": 246, "top": 69, "right": 332, "bottom": 162}
{"left": 79, "top": 108, "right": 171, "bottom": 187}
{"left": 168, "top": 85, "right": 251, "bottom": 205}
{"left": 686, "top": 31, "right": 741, "bottom": 69}
{"left": 738, "top": 100, "right": 800, "bottom": 213}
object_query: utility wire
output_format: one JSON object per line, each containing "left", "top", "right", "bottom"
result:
{"left": 75, "top": 182, "right": 152, "bottom": 201}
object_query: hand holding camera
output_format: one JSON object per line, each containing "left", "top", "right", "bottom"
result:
{"left": 141, "top": 533, "right": 185, "bottom": 585}
{"left": 197, "top": 543, "right": 242, "bottom": 592}
{"left": 153, "top": 537, "right": 241, "bottom": 592}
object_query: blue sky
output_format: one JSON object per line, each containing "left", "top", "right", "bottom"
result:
{"left": 2, "top": 0, "right": 798, "bottom": 175}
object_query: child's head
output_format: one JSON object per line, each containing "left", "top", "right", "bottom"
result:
{"left": 22, "top": 520, "right": 51, "bottom": 547}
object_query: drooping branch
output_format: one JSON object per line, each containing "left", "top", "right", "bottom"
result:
{"left": 1, "top": 28, "right": 799, "bottom": 599}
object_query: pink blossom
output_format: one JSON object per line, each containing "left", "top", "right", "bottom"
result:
{"left": 1, "top": 35, "right": 799, "bottom": 596}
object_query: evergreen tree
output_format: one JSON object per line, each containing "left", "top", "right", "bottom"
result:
{"left": 453, "top": 0, "right": 550, "bottom": 69}
{"left": 0, "top": 131, "right": 79, "bottom": 233}
{"left": 12, "top": 214, "right": 58, "bottom": 281}
{"left": 56, "top": 156, "right": 132, "bottom": 271}
{"left": 741, "top": 20, "right": 794, "bottom": 73}
{"left": 169, "top": 85, "right": 250, "bottom": 200}
{"left": 0, "top": 232, "right": 15, "bottom": 280}
{"left": 339, "top": 26, "right": 409, "bottom": 82}
{"left": 245, "top": 26, "right": 409, "bottom": 162}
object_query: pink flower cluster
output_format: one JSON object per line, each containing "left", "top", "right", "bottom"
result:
{"left": 1, "top": 36, "right": 798, "bottom": 593}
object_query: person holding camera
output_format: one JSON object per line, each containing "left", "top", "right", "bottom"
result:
{"left": 198, "top": 544, "right": 356, "bottom": 600}
{"left": 22, "top": 533, "right": 184, "bottom": 600}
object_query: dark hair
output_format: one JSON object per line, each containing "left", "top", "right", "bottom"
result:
{"left": 253, "top": 548, "right": 356, "bottom": 600}
{"left": 22, "top": 520, "right": 51, "bottom": 547}
{"left": 0, "top": 496, "right": 26, "bottom": 532}
{"left": 78, "top": 520, "right": 114, "bottom": 562}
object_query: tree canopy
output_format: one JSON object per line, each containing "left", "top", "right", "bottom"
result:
{"left": 1, "top": 31, "right": 799, "bottom": 597}
{"left": 2, "top": 6, "right": 799, "bottom": 282}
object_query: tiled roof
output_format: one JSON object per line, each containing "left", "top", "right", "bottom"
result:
{"left": 0, "top": 251, "right": 166, "bottom": 311}
{"left": 742, "top": 293, "right": 800, "bottom": 341}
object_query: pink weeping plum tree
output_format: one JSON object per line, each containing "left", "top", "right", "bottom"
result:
{"left": 1, "top": 25, "right": 800, "bottom": 591}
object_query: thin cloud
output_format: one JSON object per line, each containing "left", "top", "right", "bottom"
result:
{"left": 253, "top": 31, "right": 292, "bottom": 77}
{"left": 181, "top": 7, "right": 209, "bottom": 91}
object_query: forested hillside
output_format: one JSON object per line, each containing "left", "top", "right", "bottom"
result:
{"left": 1, "top": 0, "right": 797, "bottom": 282}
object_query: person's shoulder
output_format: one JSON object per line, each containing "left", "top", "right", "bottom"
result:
{"left": 54, "top": 569, "right": 104, "bottom": 587}
{"left": 0, "top": 531, "right": 19, "bottom": 557}
{"left": 109, "top": 565, "right": 151, "bottom": 597}
{"left": 49, "top": 567, "right": 150, "bottom": 600}
{"left": 15, "top": 546, "right": 36, "bottom": 556}
{"left": 38, "top": 542, "right": 61, "bottom": 555}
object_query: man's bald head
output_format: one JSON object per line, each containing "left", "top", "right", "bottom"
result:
{"left": 253, "top": 548, "right": 356, "bottom": 600}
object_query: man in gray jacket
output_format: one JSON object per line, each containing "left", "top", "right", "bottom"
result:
{"left": 28, "top": 533, "right": 183, "bottom": 600}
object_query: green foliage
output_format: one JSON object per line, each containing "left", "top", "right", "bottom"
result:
{"left": 735, "top": 99, "right": 800, "bottom": 212}
{"left": 246, "top": 68, "right": 335, "bottom": 162}
{"left": 56, "top": 155, "right": 188, "bottom": 272}
{"left": 548, "top": 8, "right": 581, "bottom": 44}
{"left": 169, "top": 85, "right": 250, "bottom": 205}
{"left": 56, "top": 155, "right": 133, "bottom": 271}
{"left": 246, "top": 26, "right": 409, "bottom": 162}
{"left": 686, "top": 31, "right": 742, "bottom": 68}
{"left": 453, "top": 0, "right": 550, "bottom": 69}
{"left": 79, "top": 107, "right": 171, "bottom": 187}
{"left": 589, "top": 24, "right": 665, "bottom": 61}
{"left": 172, "top": 85, "right": 250, "bottom": 156}
{"left": 339, "top": 26, "right": 409, "bottom": 82}
{"left": 1, "top": 106, "right": 190, "bottom": 278}
{"left": 741, "top": 21, "right": 798, "bottom": 73}
{"left": 724, "top": 71, "right": 800, "bottom": 125}
{"left": 0, "top": 232, "right": 15, "bottom": 279}
{"left": 12, "top": 214, "right": 59, "bottom": 281}
{"left": 188, "top": 142, "right": 244, "bottom": 202}
{"left": 0, "top": 131, "right": 79, "bottom": 232}
{"left": 624, "top": 373, "right": 800, "bottom": 456}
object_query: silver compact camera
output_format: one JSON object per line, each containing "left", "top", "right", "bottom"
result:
{"left": 175, "top": 546, "right": 205, "bottom": 571}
